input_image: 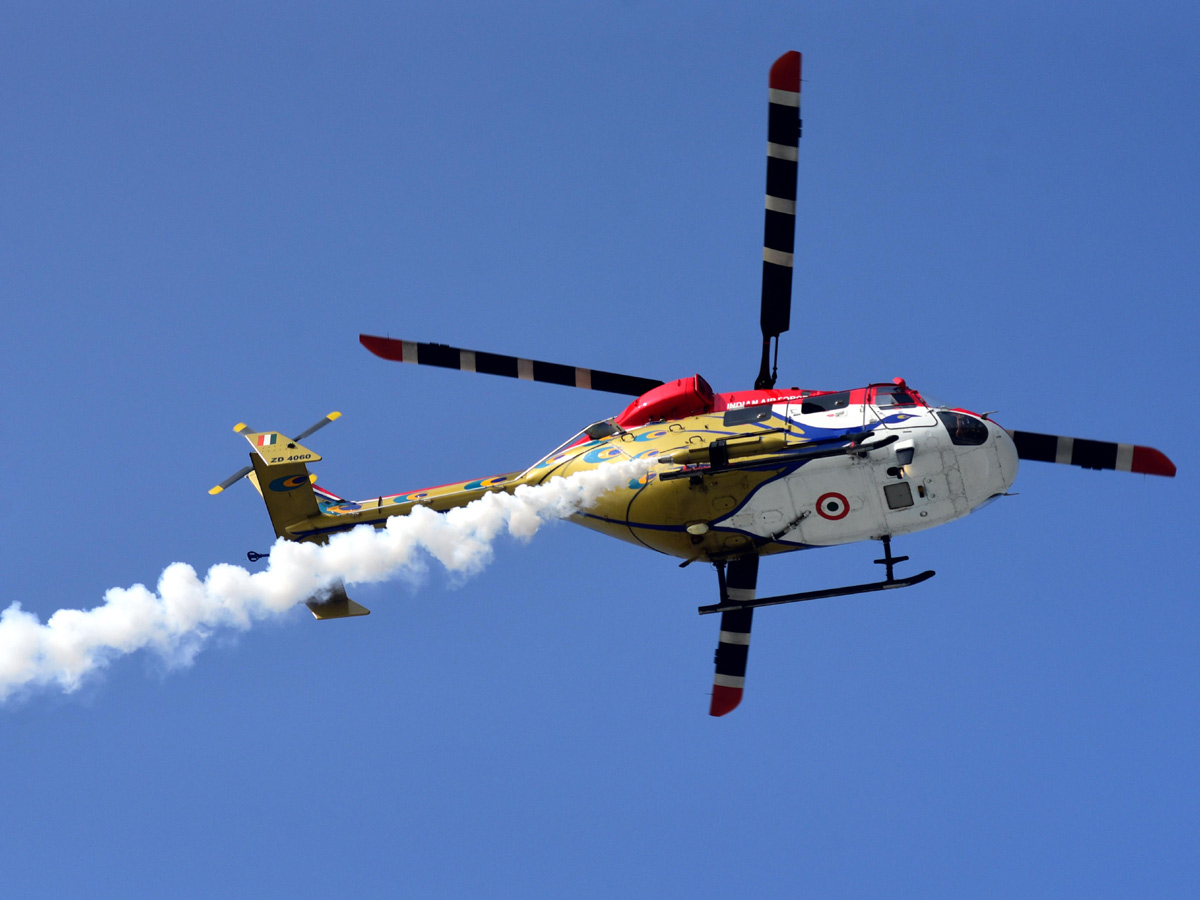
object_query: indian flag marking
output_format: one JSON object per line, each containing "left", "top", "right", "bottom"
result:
{"left": 257, "top": 433, "right": 278, "bottom": 446}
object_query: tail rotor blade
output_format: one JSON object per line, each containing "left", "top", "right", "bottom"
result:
{"left": 211, "top": 415, "right": 341, "bottom": 496}
{"left": 209, "top": 465, "right": 253, "bottom": 495}
{"left": 293, "top": 411, "right": 342, "bottom": 443}
{"left": 756, "top": 50, "right": 802, "bottom": 390}
{"left": 360, "top": 335, "right": 663, "bottom": 397}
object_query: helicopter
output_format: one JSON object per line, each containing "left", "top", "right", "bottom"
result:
{"left": 212, "top": 51, "right": 1176, "bottom": 717}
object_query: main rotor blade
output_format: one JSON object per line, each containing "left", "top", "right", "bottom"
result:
{"left": 1007, "top": 430, "right": 1176, "bottom": 477}
{"left": 360, "top": 335, "right": 663, "bottom": 397}
{"left": 710, "top": 555, "right": 760, "bottom": 717}
{"left": 756, "top": 50, "right": 802, "bottom": 390}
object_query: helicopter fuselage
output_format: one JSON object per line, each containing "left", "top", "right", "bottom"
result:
{"left": 298, "top": 379, "right": 1017, "bottom": 564}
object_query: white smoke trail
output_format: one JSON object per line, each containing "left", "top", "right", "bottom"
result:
{"left": 0, "top": 458, "right": 649, "bottom": 700}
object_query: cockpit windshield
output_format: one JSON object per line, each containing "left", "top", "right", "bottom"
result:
{"left": 937, "top": 411, "right": 989, "bottom": 446}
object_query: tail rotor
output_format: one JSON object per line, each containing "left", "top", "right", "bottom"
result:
{"left": 208, "top": 412, "right": 342, "bottom": 495}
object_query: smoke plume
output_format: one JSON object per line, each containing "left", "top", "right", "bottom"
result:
{"left": 0, "top": 458, "right": 648, "bottom": 700}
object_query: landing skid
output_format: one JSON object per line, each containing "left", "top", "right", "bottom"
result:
{"left": 698, "top": 537, "right": 935, "bottom": 615}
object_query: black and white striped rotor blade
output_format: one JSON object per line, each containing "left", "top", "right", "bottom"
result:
{"left": 360, "top": 335, "right": 663, "bottom": 397}
{"left": 1007, "top": 430, "right": 1177, "bottom": 477}
{"left": 710, "top": 555, "right": 759, "bottom": 717}
{"left": 756, "top": 50, "right": 801, "bottom": 390}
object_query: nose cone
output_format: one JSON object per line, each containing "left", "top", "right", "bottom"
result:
{"left": 992, "top": 422, "right": 1019, "bottom": 493}
{"left": 954, "top": 420, "right": 1019, "bottom": 511}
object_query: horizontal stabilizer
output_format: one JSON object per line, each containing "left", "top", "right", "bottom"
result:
{"left": 1007, "top": 430, "right": 1176, "bottom": 477}
{"left": 306, "top": 580, "right": 370, "bottom": 620}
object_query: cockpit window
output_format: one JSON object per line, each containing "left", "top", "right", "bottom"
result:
{"left": 723, "top": 406, "right": 773, "bottom": 426}
{"left": 937, "top": 411, "right": 989, "bottom": 446}
{"left": 873, "top": 386, "right": 920, "bottom": 408}
{"left": 801, "top": 391, "right": 851, "bottom": 414}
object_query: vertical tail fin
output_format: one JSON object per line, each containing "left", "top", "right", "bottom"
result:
{"left": 211, "top": 418, "right": 370, "bottom": 619}
{"left": 240, "top": 429, "right": 324, "bottom": 539}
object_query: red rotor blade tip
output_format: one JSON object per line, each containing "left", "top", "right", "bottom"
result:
{"left": 769, "top": 50, "right": 801, "bottom": 93}
{"left": 1132, "top": 446, "right": 1177, "bottom": 477}
{"left": 359, "top": 334, "right": 406, "bottom": 362}
{"left": 709, "top": 685, "right": 744, "bottom": 717}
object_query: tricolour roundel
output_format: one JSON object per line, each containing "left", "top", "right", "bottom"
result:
{"left": 816, "top": 492, "right": 850, "bottom": 520}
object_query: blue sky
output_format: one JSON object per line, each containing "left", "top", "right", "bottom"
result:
{"left": 2, "top": 3, "right": 1197, "bottom": 897}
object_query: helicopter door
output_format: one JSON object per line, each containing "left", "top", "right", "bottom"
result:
{"left": 868, "top": 384, "right": 937, "bottom": 430}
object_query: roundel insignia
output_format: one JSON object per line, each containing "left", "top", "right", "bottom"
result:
{"left": 269, "top": 474, "right": 310, "bottom": 492}
{"left": 816, "top": 492, "right": 850, "bottom": 520}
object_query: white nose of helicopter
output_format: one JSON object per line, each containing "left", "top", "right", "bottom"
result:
{"left": 945, "top": 416, "right": 1019, "bottom": 512}
{"left": 992, "top": 421, "right": 1019, "bottom": 494}
{"left": 958, "top": 419, "right": 1019, "bottom": 510}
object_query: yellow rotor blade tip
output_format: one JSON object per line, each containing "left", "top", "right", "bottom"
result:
{"left": 328, "top": 411, "right": 342, "bottom": 420}
{"left": 208, "top": 485, "right": 225, "bottom": 495}
{"left": 233, "top": 422, "right": 248, "bottom": 433}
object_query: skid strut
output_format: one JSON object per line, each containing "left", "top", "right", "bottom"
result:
{"left": 698, "top": 536, "right": 934, "bottom": 615}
